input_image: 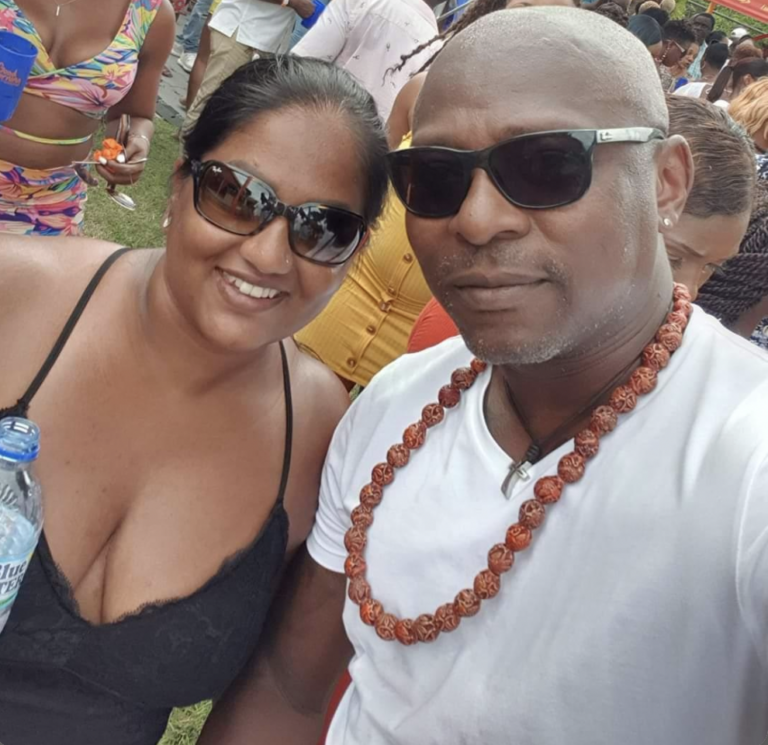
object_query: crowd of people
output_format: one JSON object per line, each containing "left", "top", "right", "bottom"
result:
{"left": 1, "top": 1, "right": 768, "bottom": 745}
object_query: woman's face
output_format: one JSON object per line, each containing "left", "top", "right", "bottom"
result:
{"left": 681, "top": 42, "right": 700, "bottom": 68}
{"left": 754, "top": 126, "right": 768, "bottom": 154}
{"left": 664, "top": 211, "right": 751, "bottom": 299}
{"left": 662, "top": 40, "right": 687, "bottom": 68}
{"left": 164, "top": 107, "right": 368, "bottom": 354}
{"left": 649, "top": 40, "right": 664, "bottom": 60}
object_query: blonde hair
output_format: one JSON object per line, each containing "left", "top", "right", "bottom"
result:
{"left": 638, "top": 1, "right": 659, "bottom": 11}
{"left": 730, "top": 78, "right": 768, "bottom": 143}
{"left": 659, "top": 0, "right": 675, "bottom": 12}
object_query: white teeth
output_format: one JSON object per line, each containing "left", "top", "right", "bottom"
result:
{"left": 221, "top": 271, "right": 281, "bottom": 300}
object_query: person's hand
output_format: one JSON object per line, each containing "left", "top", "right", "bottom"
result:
{"left": 289, "top": 0, "right": 316, "bottom": 19}
{"left": 95, "top": 134, "right": 150, "bottom": 187}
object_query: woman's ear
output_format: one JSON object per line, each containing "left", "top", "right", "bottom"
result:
{"left": 656, "top": 134, "right": 694, "bottom": 234}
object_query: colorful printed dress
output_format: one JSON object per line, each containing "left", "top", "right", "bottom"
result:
{"left": 0, "top": 0, "right": 163, "bottom": 236}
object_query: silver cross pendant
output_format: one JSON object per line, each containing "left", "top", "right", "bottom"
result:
{"left": 501, "top": 460, "right": 531, "bottom": 499}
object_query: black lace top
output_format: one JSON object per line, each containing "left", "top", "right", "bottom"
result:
{"left": 0, "top": 250, "right": 292, "bottom": 744}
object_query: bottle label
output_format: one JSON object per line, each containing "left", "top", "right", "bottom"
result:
{"left": 0, "top": 554, "right": 31, "bottom": 613}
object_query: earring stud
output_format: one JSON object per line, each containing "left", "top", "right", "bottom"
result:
{"left": 663, "top": 218, "right": 673, "bottom": 227}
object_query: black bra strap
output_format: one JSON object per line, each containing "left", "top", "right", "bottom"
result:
{"left": 275, "top": 341, "right": 294, "bottom": 508}
{"left": 0, "top": 248, "right": 131, "bottom": 420}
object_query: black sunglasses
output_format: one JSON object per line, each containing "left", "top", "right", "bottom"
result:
{"left": 387, "top": 128, "right": 665, "bottom": 218}
{"left": 190, "top": 160, "right": 368, "bottom": 266}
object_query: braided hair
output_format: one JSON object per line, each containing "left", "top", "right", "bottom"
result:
{"left": 696, "top": 182, "right": 768, "bottom": 326}
{"left": 392, "top": 0, "right": 509, "bottom": 75}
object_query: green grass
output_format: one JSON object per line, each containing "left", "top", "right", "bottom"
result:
{"left": 82, "top": 116, "right": 180, "bottom": 249}
{"left": 83, "top": 118, "right": 211, "bottom": 745}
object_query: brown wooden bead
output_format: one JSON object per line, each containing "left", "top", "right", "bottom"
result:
{"left": 505, "top": 523, "right": 532, "bottom": 552}
{"left": 629, "top": 366, "right": 658, "bottom": 396}
{"left": 488, "top": 543, "right": 515, "bottom": 575}
{"left": 610, "top": 385, "right": 637, "bottom": 414}
{"left": 413, "top": 613, "right": 440, "bottom": 643}
{"left": 590, "top": 405, "right": 618, "bottom": 435}
{"left": 668, "top": 310, "right": 689, "bottom": 330}
{"left": 451, "top": 368, "right": 475, "bottom": 391}
{"left": 471, "top": 358, "right": 488, "bottom": 375}
{"left": 474, "top": 569, "right": 501, "bottom": 600}
{"left": 403, "top": 421, "right": 427, "bottom": 450}
{"left": 360, "top": 599, "right": 383, "bottom": 626}
{"left": 387, "top": 444, "right": 411, "bottom": 468}
{"left": 344, "top": 553, "right": 367, "bottom": 579}
{"left": 421, "top": 403, "right": 445, "bottom": 428}
{"left": 438, "top": 385, "right": 461, "bottom": 408}
{"left": 673, "top": 299, "right": 692, "bottom": 316}
{"left": 371, "top": 463, "right": 395, "bottom": 486}
{"left": 351, "top": 504, "right": 374, "bottom": 529}
{"left": 395, "top": 618, "right": 417, "bottom": 646}
{"left": 435, "top": 602, "right": 461, "bottom": 632}
{"left": 657, "top": 326, "right": 683, "bottom": 353}
{"left": 344, "top": 525, "right": 367, "bottom": 554}
{"left": 642, "top": 342, "right": 671, "bottom": 371}
{"left": 534, "top": 475, "right": 565, "bottom": 504}
{"left": 348, "top": 576, "right": 371, "bottom": 605}
{"left": 574, "top": 430, "right": 600, "bottom": 460}
{"left": 375, "top": 612, "right": 397, "bottom": 641}
{"left": 673, "top": 283, "right": 691, "bottom": 302}
{"left": 558, "top": 452, "right": 585, "bottom": 484}
{"left": 359, "top": 483, "right": 383, "bottom": 509}
{"left": 455, "top": 589, "right": 481, "bottom": 617}
{"left": 519, "top": 499, "right": 546, "bottom": 530}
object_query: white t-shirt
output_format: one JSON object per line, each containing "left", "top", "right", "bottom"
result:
{"left": 308, "top": 308, "right": 768, "bottom": 745}
{"left": 292, "top": 0, "right": 438, "bottom": 121}
{"left": 209, "top": 0, "right": 295, "bottom": 54}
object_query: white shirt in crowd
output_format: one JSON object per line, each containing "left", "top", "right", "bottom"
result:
{"left": 308, "top": 308, "right": 768, "bottom": 745}
{"left": 209, "top": 0, "right": 295, "bottom": 54}
{"left": 292, "top": 0, "right": 438, "bottom": 120}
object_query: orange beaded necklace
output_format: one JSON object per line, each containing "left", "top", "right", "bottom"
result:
{"left": 344, "top": 284, "right": 693, "bottom": 646}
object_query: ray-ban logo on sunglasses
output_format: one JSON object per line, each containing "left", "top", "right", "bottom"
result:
{"left": 211, "top": 166, "right": 222, "bottom": 174}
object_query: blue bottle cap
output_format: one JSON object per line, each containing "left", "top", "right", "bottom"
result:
{"left": 0, "top": 418, "right": 40, "bottom": 463}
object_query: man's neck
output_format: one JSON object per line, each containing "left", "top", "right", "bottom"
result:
{"left": 133, "top": 253, "right": 276, "bottom": 397}
{"left": 488, "top": 281, "right": 673, "bottom": 455}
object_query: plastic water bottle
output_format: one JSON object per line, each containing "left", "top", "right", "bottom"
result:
{"left": 0, "top": 417, "right": 42, "bottom": 634}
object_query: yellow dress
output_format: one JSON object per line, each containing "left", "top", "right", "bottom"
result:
{"left": 295, "top": 135, "right": 432, "bottom": 386}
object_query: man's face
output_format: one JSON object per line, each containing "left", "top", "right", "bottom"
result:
{"left": 406, "top": 63, "right": 667, "bottom": 365}
{"left": 691, "top": 15, "right": 713, "bottom": 43}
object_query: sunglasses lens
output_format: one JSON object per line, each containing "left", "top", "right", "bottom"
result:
{"left": 389, "top": 149, "right": 470, "bottom": 217}
{"left": 291, "top": 206, "right": 364, "bottom": 265}
{"left": 490, "top": 133, "right": 592, "bottom": 209}
{"left": 198, "top": 163, "right": 269, "bottom": 235}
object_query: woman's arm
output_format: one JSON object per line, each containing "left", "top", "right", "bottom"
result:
{"left": 386, "top": 73, "right": 426, "bottom": 150}
{"left": 97, "top": 0, "right": 176, "bottom": 186}
{"left": 198, "top": 548, "right": 351, "bottom": 744}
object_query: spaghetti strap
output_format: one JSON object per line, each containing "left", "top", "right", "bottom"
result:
{"left": 275, "top": 341, "right": 294, "bottom": 508}
{"left": 0, "top": 248, "right": 131, "bottom": 421}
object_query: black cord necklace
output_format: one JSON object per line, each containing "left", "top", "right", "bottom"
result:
{"left": 499, "top": 354, "right": 642, "bottom": 498}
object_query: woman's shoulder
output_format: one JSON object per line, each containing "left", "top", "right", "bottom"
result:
{"left": 0, "top": 237, "right": 125, "bottom": 319}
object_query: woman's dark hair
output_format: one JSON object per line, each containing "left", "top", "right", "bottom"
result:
{"left": 663, "top": 19, "right": 696, "bottom": 46}
{"left": 707, "top": 58, "right": 768, "bottom": 103}
{"left": 182, "top": 56, "right": 389, "bottom": 228}
{"left": 594, "top": 1, "right": 629, "bottom": 27}
{"left": 628, "top": 14, "right": 663, "bottom": 46}
{"left": 640, "top": 6, "right": 669, "bottom": 27}
{"left": 666, "top": 95, "right": 755, "bottom": 218}
{"left": 696, "top": 184, "right": 768, "bottom": 325}
{"left": 701, "top": 42, "right": 729, "bottom": 72}
{"left": 706, "top": 30, "right": 727, "bottom": 45}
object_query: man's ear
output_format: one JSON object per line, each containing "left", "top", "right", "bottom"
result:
{"left": 656, "top": 134, "right": 694, "bottom": 235}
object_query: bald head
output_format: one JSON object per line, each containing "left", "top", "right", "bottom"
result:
{"left": 416, "top": 7, "right": 668, "bottom": 135}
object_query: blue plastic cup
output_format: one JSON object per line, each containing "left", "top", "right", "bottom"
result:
{"left": 301, "top": 0, "right": 327, "bottom": 29}
{"left": 0, "top": 32, "right": 37, "bottom": 123}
